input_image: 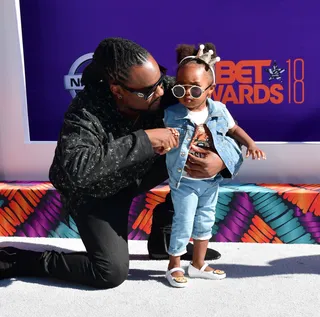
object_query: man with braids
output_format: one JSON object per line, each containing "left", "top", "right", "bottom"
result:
{"left": 0, "top": 38, "right": 228, "bottom": 289}
{"left": 164, "top": 43, "right": 266, "bottom": 288}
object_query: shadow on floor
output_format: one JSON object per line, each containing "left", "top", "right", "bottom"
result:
{"left": 215, "top": 254, "right": 320, "bottom": 278}
{"left": 131, "top": 254, "right": 320, "bottom": 280}
{"left": 0, "top": 241, "right": 78, "bottom": 253}
{"left": 1, "top": 241, "right": 319, "bottom": 289}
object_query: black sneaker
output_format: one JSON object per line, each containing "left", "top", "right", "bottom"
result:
{"left": 0, "top": 247, "right": 18, "bottom": 279}
{"left": 148, "top": 238, "right": 221, "bottom": 261}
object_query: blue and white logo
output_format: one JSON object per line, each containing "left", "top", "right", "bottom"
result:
{"left": 64, "top": 53, "right": 93, "bottom": 98}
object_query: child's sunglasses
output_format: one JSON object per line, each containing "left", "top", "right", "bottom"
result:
{"left": 172, "top": 84, "right": 212, "bottom": 99}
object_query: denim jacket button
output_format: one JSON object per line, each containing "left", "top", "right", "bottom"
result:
{"left": 177, "top": 168, "right": 182, "bottom": 173}
{"left": 181, "top": 152, "right": 186, "bottom": 157}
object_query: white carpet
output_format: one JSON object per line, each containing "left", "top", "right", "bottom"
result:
{"left": 0, "top": 238, "right": 319, "bottom": 317}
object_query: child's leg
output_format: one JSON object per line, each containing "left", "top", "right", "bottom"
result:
{"left": 168, "top": 182, "right": 199, "bottom": 277}
{"left": 191, "top": 183, "right": 225, "bottom": 275}
{"left": 192, "top": 240, "right": 210, "bottom": 270}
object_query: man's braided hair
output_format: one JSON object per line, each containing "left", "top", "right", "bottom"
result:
{"left": 81, "top": 37, "right": 149, "bottom": 86}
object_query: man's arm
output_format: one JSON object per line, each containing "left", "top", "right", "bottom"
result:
{"left": 52, "top": 109, "right": 155, "bottom": 189}
{"left": 135, "top": 154, "right": 168, "bottom": 195}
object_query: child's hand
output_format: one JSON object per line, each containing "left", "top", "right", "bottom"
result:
{"left": 246, "top": 144, "right": 266, "bottom": 160}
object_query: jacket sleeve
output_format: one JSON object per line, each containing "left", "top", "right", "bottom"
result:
{"left": 56, "top": 109, "right": 155, "bottom": 189}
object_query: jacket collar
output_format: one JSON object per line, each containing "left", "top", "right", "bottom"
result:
{"left": 174, "top": 99, "right": 223, "bottom": 120}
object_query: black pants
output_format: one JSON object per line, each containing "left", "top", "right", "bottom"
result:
{"left": 45, "top": 190, "right": 133, "bottom": 289}
{"left": 2, "top": 156, "right": 168, "bottom": 289}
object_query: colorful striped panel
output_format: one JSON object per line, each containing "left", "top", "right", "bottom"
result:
{"left": 0, "top": 182, "right": 319, "bottom": 243}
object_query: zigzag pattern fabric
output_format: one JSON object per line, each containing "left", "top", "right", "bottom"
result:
{"left": 0, "top": 182, "right": 319, "bottom": 243}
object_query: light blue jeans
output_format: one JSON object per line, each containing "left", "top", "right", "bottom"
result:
{"left": 168, "top": 176, "right": 222, "bottom": 256}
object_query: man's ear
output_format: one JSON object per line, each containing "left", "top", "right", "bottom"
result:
{"left": 110, "top": 84, "right": 124, "bottom": 99}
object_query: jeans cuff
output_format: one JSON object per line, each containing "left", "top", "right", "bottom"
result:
{"left": 191, "top": 234, "right": 212, "bottom": 241}
{"left": 167, "top": 249, "right": 187, "bottom": 257}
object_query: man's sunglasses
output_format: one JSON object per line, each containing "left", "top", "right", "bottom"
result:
{"left": 117, "top": 65, "right": 167, "bottom": 100}
{"left": 172, "top": 84, "right": 212, "bottom": 99}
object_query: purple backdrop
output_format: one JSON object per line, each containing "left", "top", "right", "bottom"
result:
{"left": 19, "top": 0, "right": 319, "bottom": 142}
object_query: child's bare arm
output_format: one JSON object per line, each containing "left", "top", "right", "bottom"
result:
{"left": 228, "top": 125, "right": 266, "bottom": 160}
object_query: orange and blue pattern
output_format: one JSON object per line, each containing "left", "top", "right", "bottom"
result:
{"left": 0, "top": 182, "right": 319, "bottom": 243}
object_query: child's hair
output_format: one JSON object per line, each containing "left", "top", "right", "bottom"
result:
{"left": 175, "top": 43, "right": 219, "bottom": 81}
{"left": 176, "top": 43, "right": 218, "bottom": 64}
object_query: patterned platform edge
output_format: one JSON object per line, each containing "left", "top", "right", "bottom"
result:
{"left": 0, "top": 182, "right": 319, "bottom": 243}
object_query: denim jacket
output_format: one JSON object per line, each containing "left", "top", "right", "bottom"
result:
{"left": 164, "top": 99, "right": 243, "bottom": 188}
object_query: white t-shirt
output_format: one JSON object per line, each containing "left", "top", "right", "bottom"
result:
{"left": 187, "top": 106, "right": 235, "bottom": 128}
{"left": 187, "top": 107, "right": 209, "bottom": 125}
{"left": 182, "top": 106, "right": 235, "bottom": 180}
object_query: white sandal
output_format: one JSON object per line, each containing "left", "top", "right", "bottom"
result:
{"left": 165, "top": 267, "right": 188, "bottom": 288}
{"left": 188, "top": 262, "right": 226, "bottom": 280}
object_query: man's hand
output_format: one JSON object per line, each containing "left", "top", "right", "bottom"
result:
{"left": 184, "top": 145, "right": 226, "bottom": 178}
{"left": 145, "top": 128, "right": 179, "bottom": 155}
{"left": 246, "top": 144, "right": 266, "bottom": 160}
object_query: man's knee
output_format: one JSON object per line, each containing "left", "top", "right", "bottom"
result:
{"left": 93, "top": 260, "right": 129, "bottom": 289}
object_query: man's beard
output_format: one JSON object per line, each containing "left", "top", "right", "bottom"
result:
{"left": 127, "top": 97, "right": 161, "bottom": 113}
